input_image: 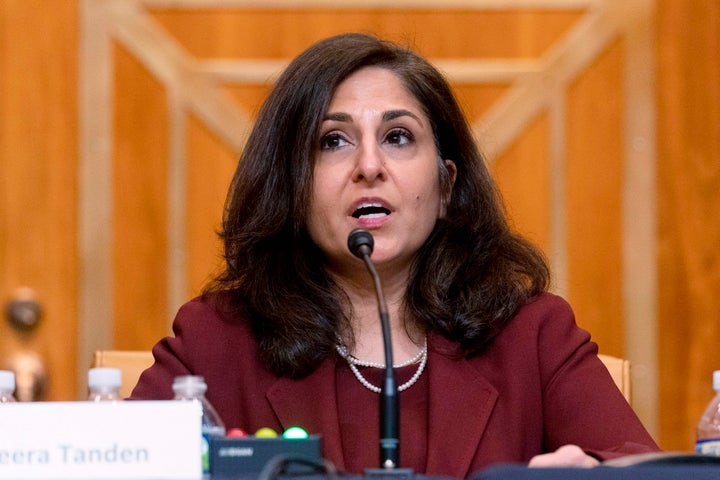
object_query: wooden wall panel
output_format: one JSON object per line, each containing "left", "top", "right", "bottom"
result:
{"left": 657, "top": 0, "right": 720, "bottom": 451}
{"left": 150, "top": 9, "right": 582, "bottom": 59}
{"left": 492, "top": 115, "right": 552, "bottom": 253}
{"left": 453, "top": 85, "right": 509, "bottom": 129}
{"left": 565, "top": 39, "right": 625, "bottom": 357}
{"left": 185, "top": 115, "right": 236, "bottom": 297}
{"left": 112, "top": 43, "right": 170, "bottom": 350}
{"left": 0, "top": 0, "right": 79, "bottom": 400}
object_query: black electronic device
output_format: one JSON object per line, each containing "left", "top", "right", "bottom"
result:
{"left": 470, "top": 453, "right": 720, "bottom": 480}
{"left": 472, "top": 464, "right": 720, "bottom": 480}
{"left": 210, "top": 435, "right": 322, "bottom": 477}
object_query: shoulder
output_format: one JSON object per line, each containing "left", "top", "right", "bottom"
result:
{"left": 466, "top": 292, "right": 595, "bottom": 383}
{"left": 174, "top": 290, "right": 249, "bottom": 329}
{"left": 496, "top": 292, "right": 585, "bottom": 346}
{"left": 168, "top": 291, "right": 256, "bottom": 352}
{"left": 168, "top": 291, "right": 264, "bottom": 377}
{"left": 499, "top": 293, "right": 600, "bottom": 388}
{"left": 131, "top": 290, "right": 267, "bottom": 401}
{"left": 431, "top": 293, "right": 581, "bottom": 356}
{"left": 177, "top": 290, "right": 240, "bottom": 318}
{"left": 515, "top": 292, "right": 574, "bottom": 321}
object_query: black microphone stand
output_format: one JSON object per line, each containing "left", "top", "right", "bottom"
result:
{"left": 348, "top": 229, "right": 414, "bottom": 479}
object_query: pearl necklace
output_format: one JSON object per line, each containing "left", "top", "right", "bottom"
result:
{"left": 335, "top": 337, "right": 428, "bottom": 393}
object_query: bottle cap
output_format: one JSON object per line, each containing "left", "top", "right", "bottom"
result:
{"left": 713, "top": 370, "right": 720, "bottom": 391}
{"left": 88, "top": 367, "right": 122, "bottom": 389}
{"left": 172, "top": 375, "right": 208, "bottom": 394}
{"left": 0, "top": 370, "right": 15, "bottom": 391}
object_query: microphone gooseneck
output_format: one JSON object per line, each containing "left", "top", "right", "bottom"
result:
{"left": 346, "top": 229, "right": 409, "bottom": 475}
{"left": 347, "top": 229, "right": 393, "bottom": 378}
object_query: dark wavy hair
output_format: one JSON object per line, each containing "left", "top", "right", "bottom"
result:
{"left": 205, "top": 33, "right": 549, "bottom": 378}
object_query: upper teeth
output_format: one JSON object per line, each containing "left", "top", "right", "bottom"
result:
{"left": 358, "top": 202, "right": 382, "bottom": 209}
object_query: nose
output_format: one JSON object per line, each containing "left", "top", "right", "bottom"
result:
{"left": 352, "top": 143, "right": 386, "bottom": 183}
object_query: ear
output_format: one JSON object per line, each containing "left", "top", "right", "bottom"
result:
{"left": 444, "top": 159, "right": 457, "bottom": 186}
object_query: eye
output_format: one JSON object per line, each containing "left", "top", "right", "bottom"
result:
{"left": 385, "top": 128, "right": 414, "bottom": 146}
{"left": 319, "top": 132, "right": 350, "bottom": 151}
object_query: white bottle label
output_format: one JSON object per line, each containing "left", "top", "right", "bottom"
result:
{"left": 696, "top": 438, "right": 720, "bottom": 456}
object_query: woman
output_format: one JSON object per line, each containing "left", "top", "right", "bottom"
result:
{"left": 130, "top": 33, "right": 659, "bottom": 477}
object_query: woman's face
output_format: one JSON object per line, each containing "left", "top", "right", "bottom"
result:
{"left": 307, "top": 66, "right": 455, "bottom": 275}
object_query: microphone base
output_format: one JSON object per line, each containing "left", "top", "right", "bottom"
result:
{"left": 364, "top": 467, "right": 415, "bottom": 479}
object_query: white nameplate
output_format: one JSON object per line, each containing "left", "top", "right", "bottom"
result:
{"left": 0, "top": 401, "right": 201, "bottom": 479}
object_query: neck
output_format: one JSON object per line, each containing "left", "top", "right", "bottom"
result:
{"left": 330, "top": 257, "right": 424, "bottom": 365}
{"left": 337, "top": 279, "right": 423, "bottom": 366}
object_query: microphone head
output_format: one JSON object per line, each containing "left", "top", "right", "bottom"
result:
{"left": 347, "top": 228, "right": 374, "bottom": 259}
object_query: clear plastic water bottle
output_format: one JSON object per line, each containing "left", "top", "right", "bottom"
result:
{"left": 88, "top": 367, "right": 122, "bottom": 401}
{"left": 173, "top": 375, "right": 226, "bottom": 479}
{"left": 696, "top": 370, "right": 720, "bottom": 455}
{"left": 0, "top": 370, "right": 17, "bottom": 403}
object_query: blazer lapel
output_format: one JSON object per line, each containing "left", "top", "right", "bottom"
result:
{"left": 425, "top": 335, "right": 499, "bottom": 479}
{"left": 265, "top": 358, "right": 346, "bottom": 471}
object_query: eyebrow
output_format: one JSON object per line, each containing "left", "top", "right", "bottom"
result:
{"left": 323, "top": 112, "right": 353, "bottom": 122}
{"left": 322, "top": 109, "right": 423, "bottom": 125}
{"left": 382, "top": 109, "right": 422, "bottom": 124}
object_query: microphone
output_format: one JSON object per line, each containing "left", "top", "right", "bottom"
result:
{"left": 347, "top": 229, "right": 413, "bottom": 477}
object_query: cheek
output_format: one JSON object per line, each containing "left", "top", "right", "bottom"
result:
{"left": 413, "top": 174, "right": 444, "bottom": 214}
{"left": 306, "top": 174, "right": 340, "bottom": 240}
{"left": 310, "top": 175, "right": 338, "bottom": 215}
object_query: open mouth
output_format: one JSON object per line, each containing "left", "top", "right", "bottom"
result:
{"left": 352, "top": 203, "right": 391, "bottom": 219}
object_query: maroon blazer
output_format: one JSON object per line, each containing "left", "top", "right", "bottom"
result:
{"left": 130, "top": 292, "right": 658, "bottom": 478}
